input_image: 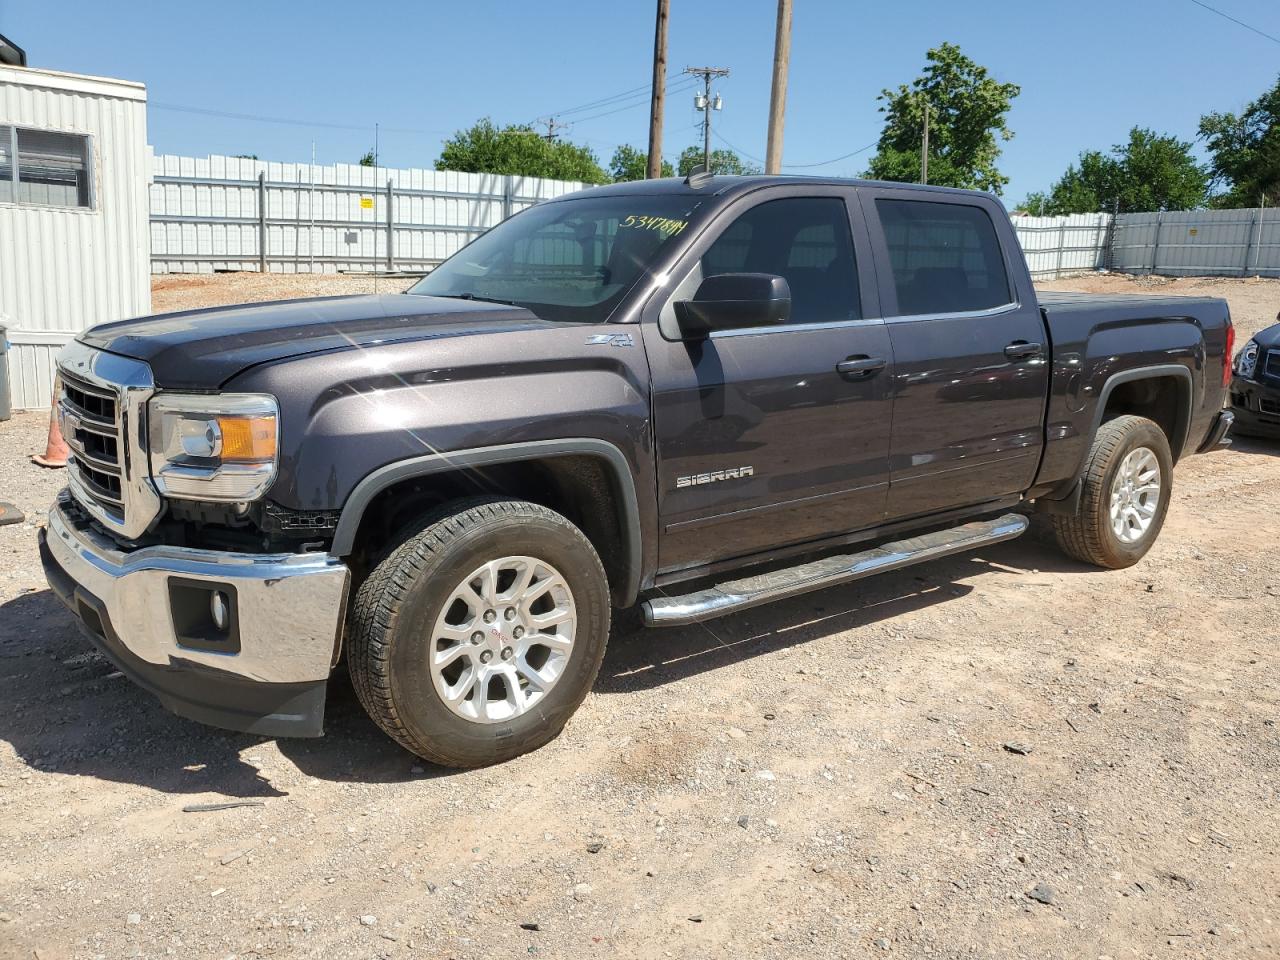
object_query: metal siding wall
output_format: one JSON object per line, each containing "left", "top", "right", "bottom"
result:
{"left": 150, "top": 154, "right": 589, "bottom": 274}
{"left": 0, "top": 69, "right": 150, "bottom": 408}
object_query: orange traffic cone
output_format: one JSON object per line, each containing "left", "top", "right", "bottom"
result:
{"left": 32, "top": 390, "right": 68, "bottom": 469}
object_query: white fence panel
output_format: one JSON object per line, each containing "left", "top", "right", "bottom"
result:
{"left": 150, "top": 154, "right": 589, "bottom": 274}
{"left": 1010, "top": 213, "right": 1112, "bottom": 279}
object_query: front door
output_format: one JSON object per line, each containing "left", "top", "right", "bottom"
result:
{"left": 643, "top": 190, "right": 893, "bottom": 575}
{"left": 861, "top": 190, "right": 1050, "bottom": 520}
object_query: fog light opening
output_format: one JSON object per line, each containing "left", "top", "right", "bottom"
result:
{"left": 210, "top": 591, "right": 230, "bottom": 632}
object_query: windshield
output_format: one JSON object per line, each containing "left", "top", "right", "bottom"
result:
{"left": 408, "top": 195, "right": 704, "bottom": 324}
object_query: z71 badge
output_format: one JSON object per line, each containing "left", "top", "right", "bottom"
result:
{"left": 585, "top": 333, "right": 634, "bottom": 347}
{"left": 676, "top": 466, "right": 754, "bottom": 488}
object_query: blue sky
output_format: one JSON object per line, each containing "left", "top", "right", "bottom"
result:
{"left": 2, "top": 0, "right": 1277, "bottom": 202}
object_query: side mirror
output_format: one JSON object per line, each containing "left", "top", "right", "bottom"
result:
{"left": 673, "top": 273, "right": 791, "bottom": 340}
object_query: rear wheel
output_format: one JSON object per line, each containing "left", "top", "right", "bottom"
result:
{"left": 1051, "top": 414, "right": 1173, "bottom": 569}
{"left": 348, "top": 498, "right": 610, "bottom": 768}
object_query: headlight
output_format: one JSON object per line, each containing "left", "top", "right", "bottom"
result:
{"left": 148, "top": 393, "right": 278, "bottom": 502}
{"left": 1234, "top": 339, "right": 1259, "bottom": 379}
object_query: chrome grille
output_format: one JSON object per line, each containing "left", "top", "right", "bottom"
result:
{"left": 61, "top": 370, "right": 125, "bottom": 519}
{"left": 56, "top": 341, "right": 162, "bottom": 540}
{"left": 1264, "top": 349, "right": 1280, "bottom": 382}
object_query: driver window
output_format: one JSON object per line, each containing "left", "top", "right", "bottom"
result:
{"left": 700, "top": 197, "right": 861, "bottom": 326}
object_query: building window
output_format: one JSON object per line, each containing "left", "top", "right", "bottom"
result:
{"left": 0, "top": 125, "right": 93, "bottom": 209}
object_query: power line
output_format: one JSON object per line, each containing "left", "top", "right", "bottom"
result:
{"left": 530, "top": 72, "right": 695, "bottom": 126}
{"left": 713, "top": 129, "right": 877, "bottom": 170}
{"left": 537, "top": 80, "right": 656, "bottom": 121}
{"left": 711, "top": 130, "right": 764, "bottom": 165}
{"left": 150, "top": 102, "right": 444, "bottom": 135}
{"left": 1187, "top": 0, "right": 1280, "bottom": 44}
{"left": 784, "top": 141, "right": 878, "bottom": 169}
{"left": 566, "top": 78, "right": 697, "bottom": 126}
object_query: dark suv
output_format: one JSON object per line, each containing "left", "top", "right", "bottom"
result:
{"left": 1230, "top": 317, "right": 1280, "bottom": 438}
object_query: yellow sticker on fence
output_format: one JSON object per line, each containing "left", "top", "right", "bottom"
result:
{"left": 359, "top": 196, "right": 374, "bottom": 209}
{"left": 620, "top": 214, "right": 687, "bottom": 237}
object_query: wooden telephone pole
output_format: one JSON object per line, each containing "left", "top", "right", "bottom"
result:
{"left": 646, "top": 0, "right": 669, "bottom": 179}
{"left": 764, "top": 0, "right": 792, "bottom": 175}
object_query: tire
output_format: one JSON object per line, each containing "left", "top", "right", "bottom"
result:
{"left": 347, "top": 498, "right": 611, "bottom": 768}
{"left": 1051, "top": 414, "right": 1173, "bottom": 569}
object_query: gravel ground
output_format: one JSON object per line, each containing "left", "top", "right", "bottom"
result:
{"left": 1, "top": 276, "right": 1278, "bottom": 959}
{"left": 151, "top": 273, "right": 417, "bottom": 313}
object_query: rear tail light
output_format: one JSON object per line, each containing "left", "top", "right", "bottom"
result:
{"left": 1224, "top": 323, "right": 1235, "bottom": 388}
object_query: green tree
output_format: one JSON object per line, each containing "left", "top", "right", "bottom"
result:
{"left": 676, "top": 145, "right": 759, "bottom": 177}
{"left": 1032, "top": 127, "right": 1208, "bottom": 214}
{"left": 1018, "top": 191, "right": 1051, "bottom": 216}
{"left": 866, "top": 42, "right": 1020, "bottom": 194}
{"left": 435, "top": 118, "right": 608, "bottom": 184}
{"left": 1199, "top": 74, "right": 1280, "bottom": 207}
{"left": 609, "top": 144, "right": 673, "bottom": 181}
{"left": 359, "top": 149, "right": 375, "bottom": 167}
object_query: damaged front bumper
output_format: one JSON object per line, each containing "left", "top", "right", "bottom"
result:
{"left": 39, "top": 492, "right": 349, "bottom": 737}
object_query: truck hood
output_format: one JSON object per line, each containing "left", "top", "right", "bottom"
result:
{"left": 1252, "top": 321, "right": 1280, "bottom": 350}
{"left": 79, "top": 293, "right": 555, "bottom": 389}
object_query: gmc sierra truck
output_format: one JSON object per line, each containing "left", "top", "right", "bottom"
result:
{"left": 39, "top": 174, "right": 1235, "bottom": 768}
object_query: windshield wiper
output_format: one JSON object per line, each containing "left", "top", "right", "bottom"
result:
{"left": 439, "top": 292, "right": 520, "bottom": 307}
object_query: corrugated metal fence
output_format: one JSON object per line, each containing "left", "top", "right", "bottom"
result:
{"left": 1109, "top": 208, "right": 1280, "bottom": 277}
{"left": 1011, "top": 208, "right": 1279, "bottom": 279}
{"left": 1010, "top": 213, "right": 1112, "bottom": 279}
{"left": 149, "top": 154, "right": 587, "bottom": 274}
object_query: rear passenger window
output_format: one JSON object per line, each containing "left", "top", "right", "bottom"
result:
{"left": 875, "top": 199, "right": 1012, "bottom": 316}
{"left": 700, "top": 197, "right": 859, "bottom": 325}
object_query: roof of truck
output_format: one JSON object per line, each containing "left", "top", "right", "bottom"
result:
{"left": 551, "top": 175, "right": 998, "bottom": 202}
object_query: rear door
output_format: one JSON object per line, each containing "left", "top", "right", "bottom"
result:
{"left": 641, "top": 186, "right": 893, "bottom": 575}
{"left": 860, "top": 189, "right": 1049, "bottom": 520}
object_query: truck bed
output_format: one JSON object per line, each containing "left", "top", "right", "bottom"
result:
{"left": 1036, "top": 289, "right": 1227, "bottom": 313}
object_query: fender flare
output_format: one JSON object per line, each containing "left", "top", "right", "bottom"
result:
{"left": 1038, "top": 363, "right": 1193, "bottom": 513}
{"left": 328, "top": 438, "right": 644, "bottom": 607}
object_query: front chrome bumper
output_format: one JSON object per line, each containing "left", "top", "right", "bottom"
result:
{"left": 39, "top": 492, "right": 350, "bottom": 737}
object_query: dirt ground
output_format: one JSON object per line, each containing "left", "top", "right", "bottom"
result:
{"left": 1, "top": 273, "right": 1278, "bottom": 960}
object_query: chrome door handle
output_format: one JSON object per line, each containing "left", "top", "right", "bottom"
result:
{"left": 836, "top": 356, "right": 887, "bottom": 380}
{"left": 1004, "top": 341, "right": 1043, "bottom": 360}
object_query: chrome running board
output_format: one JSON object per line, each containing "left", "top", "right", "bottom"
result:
{"left": 642, "top": 513, "right": 1029, "bottom": 627}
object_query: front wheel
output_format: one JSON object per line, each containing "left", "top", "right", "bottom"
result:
{"left": 347, "top": 499, "right": 611, "bottom": 768}
{"left": 1051, "top": 414, "right": 1173, "bottom": 569}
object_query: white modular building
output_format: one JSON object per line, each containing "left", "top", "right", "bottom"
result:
{"left": 0, "top": 62, "right": 151, "bottom": 410}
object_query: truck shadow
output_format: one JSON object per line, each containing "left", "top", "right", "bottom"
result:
{"left": 0, "top": 590, "right": 292, "bottom": 798}
{"left": 595, "top": 533, "right": 1091, "bottom": 693}
{"left": 0, "top": 533, "right": 1099, "bottom": 790}
{"left": 1227, "top": 435, "right": 1280, "bottom": 458}
{"left": 0, "top": 589, "right": 433, "bottom": 796}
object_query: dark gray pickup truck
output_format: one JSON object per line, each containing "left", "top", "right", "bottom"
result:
{"left": 40, "top": 174, "right": 1235, "bottom": 767}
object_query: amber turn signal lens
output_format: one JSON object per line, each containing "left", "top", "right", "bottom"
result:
{"left": 216, "top": 416, "right": 277, "bottom": 462}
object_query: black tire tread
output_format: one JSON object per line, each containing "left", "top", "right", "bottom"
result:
{"left": 1051, "top": 414, "right": 1167, "bottom": 568}
{"left": 346, "top": 497, "right": 607, "bottom": 767}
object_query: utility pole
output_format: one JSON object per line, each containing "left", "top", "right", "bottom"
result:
{"left": 537, "top": 117, "right": 570, "bottom": 142}
{"left": 920, "top": 100, "right": 929, "bottom": 185}
{"left": 686, "top": 66, "right": 729, "bottom": 171}
{"left": 764, "top": 0, "right": 792, "bottom": 175}
{"left": 646, "top": 0, "right": 669, "bottom": 179}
